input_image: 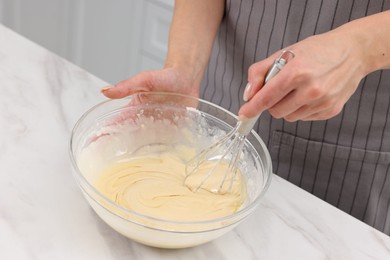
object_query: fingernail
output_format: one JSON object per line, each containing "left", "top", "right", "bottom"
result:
{"left": 243, "top": 82, "right": 252, "bottom": 102}
{"left": 238, "top": 114, "right": 249, "bottom": 122}
{"left": 100, "top": 85, "right": 113, "bottom": 93}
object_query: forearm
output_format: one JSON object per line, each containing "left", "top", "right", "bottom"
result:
{"left": 335, "top": 10, "right": 390, "bottom": 75}
{"left": 165, "top": 0, "right": 225, "bottom": 83}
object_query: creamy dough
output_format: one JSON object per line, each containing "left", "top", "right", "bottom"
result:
{"left": 95, "top": 152, "right": 246, "bottom": 222}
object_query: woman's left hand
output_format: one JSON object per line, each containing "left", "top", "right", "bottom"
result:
{"left": 239, "top": 25, "right": 369, "bottom": 122}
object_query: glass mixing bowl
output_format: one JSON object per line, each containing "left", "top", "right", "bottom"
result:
{"left": 69, "top": 92, "right": 272, "bottom": 248}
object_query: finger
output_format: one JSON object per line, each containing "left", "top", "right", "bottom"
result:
{"left": 280, "top": 98, "right": 331, "bottom": 121}
{"left": 268, "top": 81, "right": 334, "bottom": 120}
{"left": 244, "top": 56, "right": 275, "bottom": 101}
{"left": 239, "top": 68, "right": 294, "bottom": 118}
{"left": 299, "top": 104, "right": 344, "bottom": 121}
{"left": 101, "top": 72, "right": 153, "bottom": 99}
{"left": 280, "top": 86, "right": 348, "bottom": 121}
{"left": 267, "top": 90, "right": 303, "bottom": 119}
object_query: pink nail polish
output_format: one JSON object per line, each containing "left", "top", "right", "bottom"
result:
{"left": 243, "top": 82, "right": 252, "bottom": 102}
{"left": 100, "top": 86, "right": 113, "bottom": 93}
{"left": 238, "top": 114, "right": 249, "bottom": 122}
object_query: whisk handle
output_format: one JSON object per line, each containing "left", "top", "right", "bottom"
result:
{"left": 238, "top": 50, "right": 295, "bottom": 136}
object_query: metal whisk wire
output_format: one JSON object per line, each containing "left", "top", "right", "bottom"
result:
{"left": 185, "top": 50, "right": 295, "bottom": 193}
{"left": 185, "top": 122, "right": 246, "bottom": 193}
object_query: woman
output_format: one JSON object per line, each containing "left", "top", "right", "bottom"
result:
{"left": 102, "top": 0, "right": 390, "bottom": 234}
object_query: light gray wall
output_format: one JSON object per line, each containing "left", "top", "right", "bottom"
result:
{"left": 0, "top": 0, "right": 174, "bottom": 84}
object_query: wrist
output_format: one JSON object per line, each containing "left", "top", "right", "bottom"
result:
{"left": 337, "top": 11, "right": 390, "bottom": 75}
{"left": 162, "top": 0, "right": 224, "bottom": 88}
{"left": 164, "top": 55, "right": 207, "bottom": 86}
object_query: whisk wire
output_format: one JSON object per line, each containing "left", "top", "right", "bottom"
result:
{"left": 215, "top": 133, "right": 241, "bottom": 192}
{"left": 225, "top": 135, "right": 246, "bottom": 192}
{"left": 186, "top": 124, "right": 241, "bottom": 192}
{"left": 185, "top": 126, "right": 237, "bottom": 171}
{"left": 185, "top": 50, "right": 294, "bottom": 194}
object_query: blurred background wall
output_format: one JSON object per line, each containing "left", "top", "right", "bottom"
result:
{"left": 0, "top": 0, "right": 174, "bottom": 84}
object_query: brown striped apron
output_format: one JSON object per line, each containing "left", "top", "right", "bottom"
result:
{"left": 200, "top": 0, "right": 390, "bottom": 235}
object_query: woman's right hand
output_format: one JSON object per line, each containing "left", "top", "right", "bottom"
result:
{"left": 102, "top": 0, "right": 225, "bottom": 100}
{"left": 101, "top": 66, "right": 201, "bottom": 99}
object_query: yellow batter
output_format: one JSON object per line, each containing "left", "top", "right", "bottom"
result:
{"left": 95, "top": 152, "right": 246, "bottom": 222}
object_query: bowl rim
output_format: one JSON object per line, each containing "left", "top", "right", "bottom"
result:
{"left": 69, "top": 91, "right": 272, "bottom": 231}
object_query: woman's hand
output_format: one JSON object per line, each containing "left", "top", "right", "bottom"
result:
{"left": 102, "top": 0, "right": 225, "bottom": 101}
{"left": 239, "top": 31, "right": 366, "bottom": 122}
{"left": 101, "top": 66, "right": 201, "bottom": 99}
{"left": 99, "top": 66, "right": 202, "bottom": 128}
{"left": 239, "top": 11, "right": 390, "bottom": 122}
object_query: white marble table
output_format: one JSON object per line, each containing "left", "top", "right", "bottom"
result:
{"left": 1, "top": 24, "right": 390, "bottom": 260}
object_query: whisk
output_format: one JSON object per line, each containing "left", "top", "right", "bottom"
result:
{"left": 185, "top": 50, "right": 295, "bottom": 193}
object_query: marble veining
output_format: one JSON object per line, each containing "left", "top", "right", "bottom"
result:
{"left": 1, "top": 23, "right": 390, "bottom": 259}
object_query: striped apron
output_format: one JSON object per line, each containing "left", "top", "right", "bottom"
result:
{"left": 200, "top": 0, "right": 390, "bottom": 235}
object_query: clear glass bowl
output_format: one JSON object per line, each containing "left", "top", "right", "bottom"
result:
{"left": 69, "top": 92, "right": 272, "bottom": 248}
